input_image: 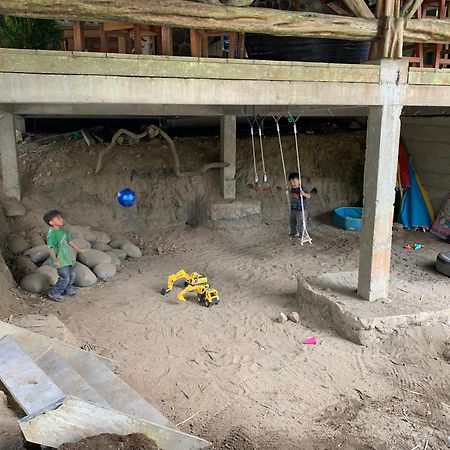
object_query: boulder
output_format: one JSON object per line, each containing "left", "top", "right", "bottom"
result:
{"left": 36, "top": 265, "right": 59, "bottom": 285}
{"left": 93, "top": 262, "right": 116, "bottom": 280}
{"left": 20, "top": 272, "right": 50, "bottom": 294}
{"left": 109, "top": 239, "right": 131, "bottom": 249}
{"left": 15, "top": 256, "right": 37, "bottom": 275}
{"left": 276, "top": 312, "right": 288, "bottom": 324}
{"left": 109, "top": 248, "right": 127, "bottom": 261}
{"left": 41, "top": 257, "right": 52, "bottom": 267}
{"left": 105, "top": 251, "right": 121, "bottom": 267}
{"left": 67, "top": 225, "right": 97, "bottom": 243}
{"left": 2, "top": 198, "right": 26, "bottom": 217}
{"left": 71, "top": 238, "right": 91, "bottom": 251}
{"left": 92, "top": 231, "right": 111, "bottom": 243}
{"left": 8, "top": 236, "right": 31, "bottom": 255}
{"left": 29, "top": 233, "right": 46, "bottom": 247}
{"left": 77, "top": 249, "right": 112, "bottom": 269}
{"left": 73, "top": 263, "right": 97, "bottom": 287}
{"left": 23, "top": 245, "right": 50, "bottom": 264}
{"left": 121, "top": 242, "right": 142, "bottom": 258}
{"left": 288, "top": 312, "right": 300, "bottom": 324}
{"left": 92, "top": 242, "right": 112, "bottom": 252}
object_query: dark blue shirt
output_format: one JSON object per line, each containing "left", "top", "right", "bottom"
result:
{"left": 290, "top": 187, "right": 309, "bottom": 211}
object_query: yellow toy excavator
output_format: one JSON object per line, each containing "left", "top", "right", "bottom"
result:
{"left": 161, "top": 269, "right": 220, "bottom": 308}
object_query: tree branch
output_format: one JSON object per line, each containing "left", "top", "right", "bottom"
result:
{"left": 400, "top": 0, "right": 423, "bottom": 21}
{"left": 341, "top": 0, "right": 375, "bottom": 18}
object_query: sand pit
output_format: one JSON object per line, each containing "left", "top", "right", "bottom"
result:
{"left": 0, "top": 133, "right": 449, "bottom": 449}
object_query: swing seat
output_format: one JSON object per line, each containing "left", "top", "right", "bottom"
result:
{"left": 333, "top": 207, "right": 363, "bottom": 232}
{"left": 436, "top": 251, "right": 450, "bottom": 277}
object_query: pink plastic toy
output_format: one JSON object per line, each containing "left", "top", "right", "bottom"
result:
{"left": 303, "top": 336, "right": 317, "bottom": 345}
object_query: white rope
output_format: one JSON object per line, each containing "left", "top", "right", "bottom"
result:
{"left": 250, "top": 125, "right": 259, "bottom": 185}
{"left": 257, "top": 121, "right": 268, "bottom": 184}
{"left": 291, "top": 116, "right": 312, "bottom": 245}
{"left": 273, "top": 116, "right": 291, "bottom": 212}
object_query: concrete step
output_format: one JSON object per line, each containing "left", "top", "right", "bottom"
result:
{"left": 34, "top": 348, "right": 110, "bottom": 408}
{"left": 0, "top": 336, "right": 65, "bottom": 416}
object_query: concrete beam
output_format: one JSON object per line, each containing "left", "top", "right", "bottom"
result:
{"left": 358, "top": 59, "right": 408, "bottom": 301}
{"left": 0, "top": 112, "right": 20, "bottom": 200}
{"left": 220, "top": 115, "right": 236, "bottom": 200}
{"left": 14, "top": 115, "right": 26, "bottom": 134}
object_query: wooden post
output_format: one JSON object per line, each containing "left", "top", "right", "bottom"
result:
{"left": 118, "top": 35, "right": 127, "bottom": 53}
{"left": 134, "top": 24, "right": 142, "bottom": 54}
{"left": 100, "top": 23, "right": 108, "bottom": 52}
{"left": 160, "top": 27, "right": 172, "bottom": 55}
{"left": 73, "top": 21, "right": 85, "bottom": 51}
{"left": 202, "top": 32, "right": 209, "bottom": 57}
{"left": 228, "top": 32, "right": 236, "bottom": 58}
{"left": 190, "top": 29, "right": 202, "bottom": 57}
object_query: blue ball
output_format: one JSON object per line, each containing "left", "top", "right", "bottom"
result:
{"left": 117, "top": 188, "right": 137, "bottom": 208}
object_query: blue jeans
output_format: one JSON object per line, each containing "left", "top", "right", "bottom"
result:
{"left": 50, "top": 265, "right": 76, "bottom": 297}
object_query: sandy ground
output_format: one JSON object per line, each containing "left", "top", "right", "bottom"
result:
{"left": 4, "top": 221, "right": 448, "bottom": 450}
{"left": 1, "top": 132, "right": 449, "bottom": 449}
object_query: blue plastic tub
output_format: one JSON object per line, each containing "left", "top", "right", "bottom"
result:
{"left": 333, "top": 207, "right": 363, "bottom": 232}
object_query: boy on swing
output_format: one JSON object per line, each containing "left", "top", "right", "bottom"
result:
{"left": 288, "top": 172, "right": 311, "bottom": 239}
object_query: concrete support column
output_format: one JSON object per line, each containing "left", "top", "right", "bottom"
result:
{"left": 0, "top": 112, "right": 20, "bottom": 200}
{"left": 357, "top": 60, "right": 407, "bottom": 301}
{"left": 220, "top": 115, "right": 236, "bottom": 200}
{"left": 14, "top": 115, "right": 26, "bottom": 134}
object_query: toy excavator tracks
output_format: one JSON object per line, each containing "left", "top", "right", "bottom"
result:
{"left": 161, "top": 269, "right": 220, "bottom": 308}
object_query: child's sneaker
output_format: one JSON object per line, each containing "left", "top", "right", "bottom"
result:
{"left": 64, "top": 288, "right": 78, "bottom": 297}
{"left": 48, "top": 292, "right": 64, "bottom": 302}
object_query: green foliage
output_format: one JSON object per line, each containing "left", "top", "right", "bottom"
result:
{"left": 0, "top": 16, "right": 62, "bottom": 50}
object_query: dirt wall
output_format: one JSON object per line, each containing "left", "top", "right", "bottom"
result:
{"left": 0, "top": 205, "right": 14, "bottom": 317}
{"left": 14, "top": 131, "right": 365, "bottom": 235}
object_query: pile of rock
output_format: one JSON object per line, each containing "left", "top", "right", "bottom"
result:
{"left": 7, "top": 225, "right": 142, "bottom": 295}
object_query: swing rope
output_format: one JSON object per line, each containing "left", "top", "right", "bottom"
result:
{"left": 247, "top": 117, "right": 259, "bottom": 187}
{"left": 255, "top": 116, "right": 268, "bottom": 187}
{"left": 287, "top": 113, "right": 312, "bottom": 245}
{"left": 273, "top": 114, "right": 291, "bottom": 212}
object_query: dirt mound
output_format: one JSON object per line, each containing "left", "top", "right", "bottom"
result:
{"left": 58, "top": 433, "right": 161, "bottom": 450}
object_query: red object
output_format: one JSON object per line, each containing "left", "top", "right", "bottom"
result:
{"left": 398, "top": 141, "right": 411, "bottom": 189}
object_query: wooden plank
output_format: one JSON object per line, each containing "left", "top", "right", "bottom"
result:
{"left": 0, "top": 321, "right": 116, "bottom": 371}
{"left": 20, "top": 396, "right": 211, "bottom": 450}
{"left": 69, "top": 352, "right": 176, "bottom": 429}
{"left": 160, "top": 27, "right": 173, "bottom": 56}
{"left": 0, "top": 336, "right": 65, "bottom": 416}
{"left": 0, "top": 49, "right": 381, "bottom": 83}
{"left": 103, "top": 21, "right": 134, "bottom": 31}
{"left": 100, "top": 23, "right": 108, "bottom": 52}
{"left": 35, "top": 349, "right": 110, "bottom": 408}
{"left": 190, "top": 30, "right": 202, "bottom": 57}
{"left": 134, "top": 24, "right": 142, "bottom": 54}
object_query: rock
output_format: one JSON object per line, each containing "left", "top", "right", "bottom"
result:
{"left": 93, "top": 262, "right": 116, "bottom": 280}
{"left": 109, "top": 248, "right": 127, "bottom": 261}
{"left": 29, "top": 233, "right": 45, "bottom": 247}
{"left": 8, "top": 236, "right": 31, "bottom": 255}
{"left": 73, "top": 262, "right": 97, "bottom": 287}
{"left": 71, "top": 238, "right": 91, "bottom": 250}
{"left": 288, "top": 312, "right": 300, "bottom": 324}
{"left": 92, "top": 231, "right": 111, "bottom": 243}
{"left": 105, "top": 251, "right": 121, "bottom": 267}
{"left": 41, "top": 257, "right": 52, "bottom": 267}
{"left": 2, "top": 198, "right": 26, "bottom": 217}
{"left": 36, "top": 265, "right": 59, "bottom": 285}
{"left": 121, "top": 242, "right": 142, "bottom": 258}
{"left": 393, "top": 222, "right": 404, "bottom": 231}
{"left": 20, "top": 272, "right": 50, "bottom": 294}
{"left": 77, "top": 249, "right": 112, "bottom": 269}
{"left": 67, "top": 225, "right": 97, "bottom": 243}
{"left": 23, "top": 245, "right": 50, "bottom": 264}
{"left": 276, "top": 312, "right": 288, "bottom": 324}
{"left": 92, "top": 242, "right": 112, "bottom": 252}
{"left": 15, "top": 256, "right": 37, "bottom": 275}
{"left": 109, "top": 239, "right": 131, "bottom": 249}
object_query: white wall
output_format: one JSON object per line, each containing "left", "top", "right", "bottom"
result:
{"left": 401, "top": 117, "right": 450, "bottom": 214}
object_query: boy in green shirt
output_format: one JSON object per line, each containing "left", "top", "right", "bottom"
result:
{"left": 43, "top": 210, "right": 85, "bottom": 302}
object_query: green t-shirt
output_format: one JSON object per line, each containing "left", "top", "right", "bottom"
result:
{"left": 47, "top": 228, "right": 73, "bottom": 268}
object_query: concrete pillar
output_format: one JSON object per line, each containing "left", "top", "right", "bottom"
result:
{"left": 357, "top": 60, "right": 407, "bottom": 301}
{"left": 14, "top": 115, "right": 26, "bottom": 134}
{"left": 220, "top": 115, "right": 236, "bottom": 200}
{"left": 0, "top": 112, "right": 21, "bottom": 200}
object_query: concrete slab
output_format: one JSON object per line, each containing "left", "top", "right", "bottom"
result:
{"left": 298, "top": 271, "right": 450, "bottom": 345}
{"left": 206, "top": 199, "right": 261, "bottom": 229}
